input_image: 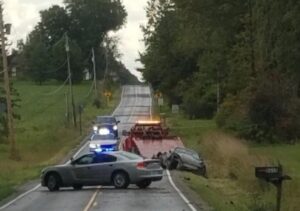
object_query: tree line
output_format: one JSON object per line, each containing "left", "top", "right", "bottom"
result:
{"left": 1, "top": 0, "right": 139, "bottom": 141}
{"left": 140, "top": 0, "right": 300, "bottom": 143}
{"left": 16, "top": 0, "right": 138, "bottom": 85}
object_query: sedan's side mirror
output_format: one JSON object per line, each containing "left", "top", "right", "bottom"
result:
{"left": 70, "top": 157, "right": 75, "bottom": 165}
{"left": 117, "top": 120, "right": 120, "bottom": 124}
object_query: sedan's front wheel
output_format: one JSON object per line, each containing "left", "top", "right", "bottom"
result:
{"left": 47, "top": 174, "right": 60, "bottom": 191}
{"left": 112, "top": 172, "right": 129, "bottom": 189}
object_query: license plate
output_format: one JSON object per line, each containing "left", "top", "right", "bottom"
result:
{"left": 151, "top": 170, "right": 162, "bottom": 175}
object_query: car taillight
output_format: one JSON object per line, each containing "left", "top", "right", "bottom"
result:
{"left": 136, "top": 162, "right": 145, "bottom": 169}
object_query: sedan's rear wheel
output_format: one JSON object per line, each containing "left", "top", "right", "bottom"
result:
{"left": 136, "top": 180, "right": 152, "bottom": 189}
{"left": 47, "top": 174, "right": 60, "bottom": 191}
{"left": 112, "top": 172, "right": 129, "bottom": 189}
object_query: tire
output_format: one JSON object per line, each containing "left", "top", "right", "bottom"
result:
{"left": 198, "top": 166, "right": 207, "bottom": 177}
{"left": 112, "top": 171, "right": 129, "bottom": 189}
{"left": 176, "top": 158, "right": 183, "bottom": 170}
{"left": 47, "top": 173, "right": 60, "bottom": 191}
{"left": 136, "top": 180, "right": 152, "bottom": 189}
{"left": 73, "top": 184, "right": 83, "bottom": 190}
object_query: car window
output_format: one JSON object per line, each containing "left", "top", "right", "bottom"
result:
{"left": 96, "top": 117, "right": 116, "bottom": 124}
{"left": 92, "top": 134, "right": 115, "bottom": 140}
{"left": 191, "top": 153, "right": 200, "bottom": 160}
{"left": 75, "top": 155, "right": 95, "bottom": 165}
{"left": 174, "top": 148, "right": 186, "bottom": 154}
{"left": 93, "top": 154, "right": 117, "bottom": 163}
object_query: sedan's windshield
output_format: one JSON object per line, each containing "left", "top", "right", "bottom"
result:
{"left": 96, "top": 116, "right": 116, "bottom": 124}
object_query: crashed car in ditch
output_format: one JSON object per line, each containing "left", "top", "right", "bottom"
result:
{"left": 160, "top": 147, "right": 206, "bottom": 176}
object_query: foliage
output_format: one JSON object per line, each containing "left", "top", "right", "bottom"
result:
{"left": 17, "top": 1, "right": 135, "bottom": 84}
{"left": 141, "top": 0, "right": 300, "bottom": 143}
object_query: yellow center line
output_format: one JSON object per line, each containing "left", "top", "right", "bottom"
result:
{"left": 83, "top": 186, "right": 101, "bottom": 211}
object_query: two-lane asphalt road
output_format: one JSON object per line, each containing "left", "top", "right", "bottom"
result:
{"left": 0, "top": 85, "right": 197, "bottom": 211}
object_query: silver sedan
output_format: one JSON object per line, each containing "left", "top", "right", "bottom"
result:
{"left": 41, "top": 151, "right": 163, "bottom": 191}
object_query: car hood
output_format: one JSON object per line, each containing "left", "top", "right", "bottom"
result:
{"left": 42, "top": 164, "right": 69, "bottom": 173}
{"left": 90, "top": 139, "right": 118, "bottom": 145}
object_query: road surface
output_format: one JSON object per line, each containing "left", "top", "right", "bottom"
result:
{"left": 0, "top": 85, "right": 197, "bottom": 211}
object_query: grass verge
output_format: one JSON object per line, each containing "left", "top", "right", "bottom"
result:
{"left": 0, "top": 81, "right": 120, "bottom": 201}
{"left": 167, "top": 113, "right": 299, "bottom": 211}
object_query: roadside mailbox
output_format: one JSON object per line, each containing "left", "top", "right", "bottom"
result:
{"left": 255, "top": 166, "right": 282, "bottom": 182}
{"left": 255, "top": 165, "right": 291, "bottom": 211}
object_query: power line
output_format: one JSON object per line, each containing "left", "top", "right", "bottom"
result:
{"left": 42, "top": 76, "right": 70, "bottom": 96}
{"left": 84, "top": 80, "right": 96, "bottom": 99}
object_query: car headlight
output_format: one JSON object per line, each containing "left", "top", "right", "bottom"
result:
{"left": 93, "top": 126, "right": 98, "bottom": 131}
{"left": 113, "top": 125, "right": 118, "bottom": 131}
{"left": 89, "top": 143, "right": 97, "bottom": 149}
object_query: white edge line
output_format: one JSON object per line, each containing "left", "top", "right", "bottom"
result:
{"left": 0, "top": 138, "right": 90, "bottom": 210}
{"left": 0, "top": 184, "right": 41, "bottom": 210}
{"left": 0, "top": 87, "right": 126, "bottom": 210}
{"left": 166, "top": 170, "right": 197, "bottom": 211}
{"left": 150, "top": 87, "right": 196, "bottom": 211}
{"left": 112, "top": 86, "right": 124, "bottom": 116}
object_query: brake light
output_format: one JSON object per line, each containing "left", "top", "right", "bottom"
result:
{"left": 136, "top": 162, "right": 145, "bottom": 169}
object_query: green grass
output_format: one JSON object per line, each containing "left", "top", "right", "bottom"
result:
{"left": 0, "top": 81, "right": 120, "bottom": 201}
{"left": 167, "top": 113, "right": 300, "bottom": 211}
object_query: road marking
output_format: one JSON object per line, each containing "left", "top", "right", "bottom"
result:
{"left": 166, "top": 170, "right": 197, "bottom": 211}
{"left": 0, "top": 126, "right": 92, "bottom": 210}
{"left": 83, "top": 186, "right": 101, "bottom": 211}
{"left": 0, "top": 184, "right": 40, "bottom": 210}
{"left": 148, "top": 88, "right": 196, "bottom": 211}
{"left": 112, "top": 87, "right": 125, "bottom": 116}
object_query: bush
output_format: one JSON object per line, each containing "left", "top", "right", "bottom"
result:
{"left": 183, "top": 85, "right": 217, "bottom": 119}
{"left": 217, "top": 74, "right": 300, "bottom": 143}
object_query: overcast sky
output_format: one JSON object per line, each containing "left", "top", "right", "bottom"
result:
{"left": 3, "top": 0, "right": 147, "bottom": 81}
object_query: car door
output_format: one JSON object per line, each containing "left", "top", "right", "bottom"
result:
{"left": 87, "top": 154, "right": 118, "bottom": 185}
{"left": 71, "top": 154, "right": 95, "bottom": 184}
{"left": 183, "top": 151, "right": 198, "bottom": 169}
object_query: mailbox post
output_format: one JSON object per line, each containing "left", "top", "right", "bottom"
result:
{"left": 255, "top": 165, "right": 291, "bottom": 211}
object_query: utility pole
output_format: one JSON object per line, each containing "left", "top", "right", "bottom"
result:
{"left": 91, "top": 48, "right": 98, "bottom": 99}
{"left": 249, "top": 0, "right": 256, "bottom": 78}
{"left": 103, "top": 36, "right": 109, "bottom": 88}
{"left": 65, "top": 92, "right": 69, "bottom": 125}
{"left": 0, "top": 3, "right": 19, "bottom": 160}
{"left": 65, "top": 33, "right": 77, "bottom": 127}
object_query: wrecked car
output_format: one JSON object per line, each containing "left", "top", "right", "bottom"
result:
{"left": 160, "top": 147, "right": 206, "bottom": 176}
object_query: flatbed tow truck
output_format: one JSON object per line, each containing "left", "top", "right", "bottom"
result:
{"left": 121, "top": 120, "right": 184, "bottom": 159}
